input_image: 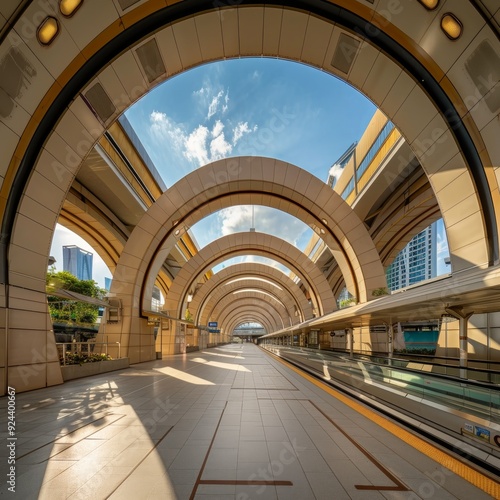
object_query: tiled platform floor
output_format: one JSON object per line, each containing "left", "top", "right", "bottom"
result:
{"left": 0, "top": 343, "right": 496, "bottom": 499}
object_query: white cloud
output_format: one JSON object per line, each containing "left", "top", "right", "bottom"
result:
{"left": 148, "top": 93, "right": 257, "bottom": 169}
{"left": 327, "top": 163, "right": 345, "bottom": 188}
{"left": 210, "top": 132, "right": 232, "bottom": 160}
{"left": 212, "top": 120, "right": 224, "bottom": 138}
{"left": 150, "top": 110, "right": 185, "bottom": 152}
{"left": 207, "top": 89, "right": 229, "bottom": 119}
{"left": 219, "top": 206, "right": 253, "bottom": 236}
{"left": 217, "top": 206, "right": 309, "bottom": 247}
{"left": 233, "top": 122, "right": 256, "bottom": 144}
{"left": 184, "top": 125, "right": 210, "bottom": 165}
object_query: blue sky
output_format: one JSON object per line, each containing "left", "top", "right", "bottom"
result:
{"left": 50, "top": 57, "right": 449, "bottom": 285}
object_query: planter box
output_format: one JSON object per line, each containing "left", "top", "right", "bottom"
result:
{"left": 61, "top": 358, "right": 129, "bottom": 381}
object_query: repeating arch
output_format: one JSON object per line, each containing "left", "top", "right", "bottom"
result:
{"left": 0, "top": 0, "right": 498, "bottom": 389}
{"left": 201, "top": 283, "right": 295, "bottom": 330}
{"left": 162, "top": 231, "right": 337, "bottom": 319}
{"left": 213, "top": 293, "right": 290, "bottom": 331}
{"left": 3, "top": 2, "right": 495, "bottom": 300}
{"left": 113, "top": 158, "right": 384, "bottom": 322}
{"left": 191, "top": 263, "right": 313, "bottom": 324}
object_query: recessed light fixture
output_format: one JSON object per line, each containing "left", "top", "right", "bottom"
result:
{"left": 321, "top": 218, "right": 328, "bottom": 225}
{"left": 37, "top": 17, "right": 59, "bottom": 45}
{"left": 174, "top": 229, "right": 180, "bottom": 236}
{"left": 59, "top": 0, "right": 83, "bottom": 17}
{"left": 441, "top": 13, "right": 462, "bottom": 40}
{"left": 417, "top": 0, "right": 439, "bottom": 10}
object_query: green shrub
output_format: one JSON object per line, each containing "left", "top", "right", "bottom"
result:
{"left": 60, "top": 352, "right": 112, "bottom": 365}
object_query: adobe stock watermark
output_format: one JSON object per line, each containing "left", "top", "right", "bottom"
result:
{"left": 407, "top": 438, "right": 483, "bottom": 499}
{"left": 236, "top": 437, "right": 306, "bottom": 499}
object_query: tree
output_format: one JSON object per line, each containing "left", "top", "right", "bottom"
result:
{"left": 46, "top": 270, "right": 106, "bottom": 325}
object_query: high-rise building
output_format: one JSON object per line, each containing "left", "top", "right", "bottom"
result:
{"left": 104, "top": 277, "right": 113, "bottom": 291}
{"left": 63, "top": 245, "right": 93, "bottom": 281}
{"left": 386, "top": 222, "right": 437, "bottom": 291}
{"left": 326, "top": 142, "right": 357, "bottom": 189}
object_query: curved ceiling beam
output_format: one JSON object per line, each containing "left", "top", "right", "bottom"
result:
{"left": 220, "top": 304, "right": 281, "bottom": 335}
{"left": 0, "top": 1, "right": 497, "bottom": 373}
{"left": 212, "top": 294, "right": 290, "bottom": 331}
{"left": 225, "top": 312, "right": 274, "bottom": 337}
{"left": 191, "top": 263, "right": 313, "bottom": 324}
{"left": 163, "top": 231, "right": 336, "bottom": 320}
{"left": 2, "top": 2, "right": 496, "bottom": 298}
{"left": 201, "top": 282, "right": 295, "bottom": 329}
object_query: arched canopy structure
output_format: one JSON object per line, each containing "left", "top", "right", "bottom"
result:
{"left": 0, "top": 0, "right": 498, "bottom": 391}
{"left": 162, "top": 230, "right": 338, "bottom": 318}
{"left": 212, "top": 293, "right": 290, "bottom": 331}
{"left": 201, "top": 283, "right": 295, "bottom": 329}
{"left": 114, "top": 158, "right": 384, "bottom": 319}
{"left": 190, "top": 263, "right": 313, "bottom": 324}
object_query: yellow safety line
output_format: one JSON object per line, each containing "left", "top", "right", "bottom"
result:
{"left": 269, "top": 352, "right": 500, "bottom": 498}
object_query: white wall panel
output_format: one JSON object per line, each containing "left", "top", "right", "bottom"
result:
{"left": 172, "top": 18, "right": 202, "bottom": 70}
{"left": 195, "top": 11, "right": 224, "bottom": 62}
{"left": 58, "top": 0, "right": 120, "bottom": 51}
{"left": 155, "top": 28, "right": 182, "bottom": 76}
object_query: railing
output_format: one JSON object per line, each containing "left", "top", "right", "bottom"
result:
{"left": 56, "top": 341, "right": 122, "bottom": 365}
{"left": 263, "top": 345, "right": 500, "bottom": 423}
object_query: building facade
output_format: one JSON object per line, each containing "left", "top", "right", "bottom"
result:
{"left": 386, "top": 222, "right": 438, "bottom": 291}
{"left": 62, "top": 245, "right": 93, "bottom": 281}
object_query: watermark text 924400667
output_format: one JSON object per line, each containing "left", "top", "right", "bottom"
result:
{"left": 6, "top": 386, "right": 16, "bottom": 493}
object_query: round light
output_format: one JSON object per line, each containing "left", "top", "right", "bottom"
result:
{"left": 60, "top": 0, "right": 83, "bottom": 17}
{"left": 417, "top": 0, "right": 439, "bottom": 10}
{"left": 441, "top": 13, "right": 462, "bottom": 40}
{"left": 37, "top": 17, "right": 59, "bottom": 45}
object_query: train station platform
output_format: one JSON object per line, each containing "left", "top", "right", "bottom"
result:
{"left": 1, "top": 343, "right": 498, "bottom": 499}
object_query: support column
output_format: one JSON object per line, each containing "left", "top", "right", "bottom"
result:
{"left": 445, "top": 307, "right": 473, "bottom": 379}
{"left": 387, "top": 323, "right": 394, "bottom": 366}
{"left": 346, "top": 328, "right": 354, "bottom": 359}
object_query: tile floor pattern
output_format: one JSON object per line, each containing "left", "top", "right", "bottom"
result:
{"left": 0, "top": 344, "right": 495, "bottom": 499}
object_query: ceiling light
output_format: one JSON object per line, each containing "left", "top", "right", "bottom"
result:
{"left": 59, "top": 0, "right": 83, "bottom": 17}
{"left": 37, "top": 17, "right": 59, "bottom": 45}
{"left": 417, "top": 0, "right": 439, "bottom": 10}
{"left": 441, "top": 13, "right": 462, "bottom": 40}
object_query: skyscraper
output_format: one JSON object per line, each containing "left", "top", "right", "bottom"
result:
{"left": 386, "top": 222, "right": 437, "bottom": 291}
{"left": 63, "top": 245, "right": 93, "bottom": 281}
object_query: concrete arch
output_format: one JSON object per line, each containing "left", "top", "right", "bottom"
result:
{"left": 226, "top": 313, "right": 273, "bottom": 337}
{"left": 163, "top": 230, "right": 336, "bottom": 318}
{"left": 124, "top": 158, "right": 383, "bottom": 316}
{"left": 214, "top": 295, "right": 288, "bottom": 332}
{"left": 2, "top": 2, "right": 496, "bottom": 301}
{"left": 190, "top": 263, "right": 313, "bottom": 324}
{"left": 213, "top": 302, "right": 281, "bottom": 335}
{"left": 1, "top": 0, "right": 499, "bottom": 390}
{"left": 200, "top": 281, "right": 296, "bottom": 330}
{"left": 230, "top": 319, "right": 268, "bottom": 335}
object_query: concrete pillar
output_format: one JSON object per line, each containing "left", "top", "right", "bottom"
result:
{"left": 446, "top": 307, "right": 473, "bottom": 379}
{"left": 346, "top": 328, "right": 354, "bottom": 359}
{"left": 387, "top": 324, "right": 394, "bottom": 365}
